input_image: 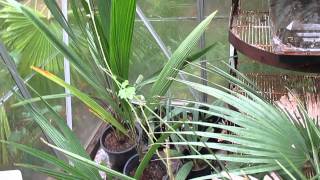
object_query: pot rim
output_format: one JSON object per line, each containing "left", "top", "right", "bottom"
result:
{"left": 100, "top": 124, "right": 141, "bottom": 154}
{"left": 191, "top": 162, "right": 210, "bottom": 172}
{"left": 123, "top": 154, "right": 139, "bottom": 174}
{"left": 123, "top": 154, "right": 167, "bottom": 176}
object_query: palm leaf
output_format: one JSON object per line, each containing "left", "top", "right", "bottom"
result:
{"left": 0, "top": 2, "right": 87, "bottom": 95}
{"left": 10, "top": 1, "right": 102, "bottom": 90}
{"left": 109, "top": 0, "right": 136, "bottom": 80}
{"left": 11, "top": 93, "right": 70, "bottom": 107}
{"left": 0, "top": 4, "right": 62, "bottom": 75}
{"left": 1, "top": 140, "right": 88, "bottom": 179}
{"left": 41, "top": 139, "right": 134, "bottom": 180}
{"left": 175, "top": 161, "right": 193, "bottom": 180}
{"left": 150, "top": 11, "right": 217, "bottom": 100}
{"left": 42, "top": 0, "right": 76, "bottom": 41}
{"left": 192, "top": 164, "right": 280, "bottom": 180}
{"left": 136, "top": 43, "right": 217, "bottom": 89}
{"left": 0, "top": 41, "right": 101, "bottom": 179}
{"left": 31, "top": 66, "right": 127, "bottom": 134}
{"left": 0, "top": 106, "right": 10, "bottom": 165}
{"left": 166, "top": 66, "right": 313, "bottom": 177}
{"left": 16, "top": 164, "right": 86, "bottom": 180}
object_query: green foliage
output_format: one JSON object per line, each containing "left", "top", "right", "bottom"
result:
{"left": 0, "top": 2, "right": 62, "bottom": 76}
{"left": 166, "top": 64, "right": 318, "bottom": 179}
{"left": 1, "top": 0, "right": 217, "bottom": 179}
{"left": 1, "top": 140, "right": 134, "bottom": 180}
{"left": 31, "top": 66, "right": 127, "bottom": 134}
{"left": 109, "top": 0, "right": 136, "bottom": 80}
{"left": 0, "top": 105, "right": 10, "bottom": 165}
{"left": 0, "top": 1, "right": 66, "bottom": 95}
{"left": 134, "top": 122, "right": 182, "bottom": 179}
{"left": 0, "top": 39, "right": 101, "bottom": 179}
{"left": 149, "top": 11, "right": 217, "bottom": 101}
{"left": 175, "top": 161, "right": 193, "bottom": 180}
{"left": 118, "top": 80, "right": 136, "bottom": 100}
{"left": 7, "top": 0, "right": 217, "bottom": 135}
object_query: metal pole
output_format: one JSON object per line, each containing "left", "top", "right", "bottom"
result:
{"left": 197, "top": 0, "right": 208, "bottom": 103}
{"left": 229, "top": 44, "right": 238, "bottom": 90}
{"left": 61, "top": 0, "right": 72, "bottom": 129}
{"left": 136, "top": 6, "right": 200, "bottom": 101}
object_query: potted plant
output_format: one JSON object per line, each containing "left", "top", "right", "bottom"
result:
{"left": 9, "top": 0, "right": 217, "bottom": 173}
{"left": 123, "top": 104, "right": 222, "bottom": 180}
{"left": 164, "top": 63, "right": 318, "bottom": 179}
{"left": 3, "top": 15, "right": 320, "bottom": 178}
{"left": 172, "top": 106, "right": 220, "bottom": 179}
{"left": 122, "top": 103, "right": 185, "bottom": 180}
{"left": 123, "top": 154, "right": 168, "bottom": 180}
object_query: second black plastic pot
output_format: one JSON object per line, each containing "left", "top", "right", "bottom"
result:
{"left": 123, "top": 154, "right": 140, "bottom": 176}
{"left": 123, "top": 154, "right": 168, "bottom": 180}
{"left": 100, "top": 124, "right": 142, "bottom": 171}
{"left": 186, "top": 163, "right": 212, "bottom": 179}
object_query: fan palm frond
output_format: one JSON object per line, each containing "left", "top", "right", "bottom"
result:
{"left": 165, "top": 63, "right": 318, "bottom": 179}
{"left": 0, "top": 4, "right": 62, "bottom": 76}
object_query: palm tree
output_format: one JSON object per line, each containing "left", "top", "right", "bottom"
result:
{"left": 0, "top": 0, "right": 218, "bottom": 179}
{"left": 164, "top": 61, "right": 319, "bottom": 179}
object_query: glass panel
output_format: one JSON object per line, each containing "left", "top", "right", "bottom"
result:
{"left": 205, "top": 0, "right": 231, "bottom": 17}
{"left": 70, "top": 67, "right": 102, "bottom": 146}
{"left": 72, "top": 98, "right": 101, "bottom": 147}
{"left": 241, "top": 0, "right": 269, "bottom": 11}
{"left": 237, "top": 53, "right": 303, "bottom": 74}
{"left": 135, "top": 1, "right": 236, "bottom": 100}
{"left": 146, "top": 20, "right": 199, "bottom": 99}
{"left": 0, "top": 54, "right": 65, "bottom": 180}
{"left": 150, "top": 20, "right": 198, "bottom": 51}
{"left": 270, "top": 0, "right": 320, "bottom": 52}
{"left": 130, "top": 21, "right": 167, "bottom": 83}
{"left": 1, "top": 94, "right": 53, "bottom": 180}
{"left": 206, "top": 18, "right": 230, "bottom": 87}
{"left": 0, "top": 59, "right": 15, "bottom": 96}
{"left": 137, "top": 0, "right": 197, "bottom": 18}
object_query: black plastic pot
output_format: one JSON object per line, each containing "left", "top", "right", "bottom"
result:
{"left": 142, "top": 106, "right": 176, "bottom": 145}
{"left": 123, "top": 154, "right": 168, "bottom": 179}
{"left": 198, "top": 106, "right": 225, "bottom": 132}
{"left": 141, "top": 117, "right": 163, "bottom": 144}
{"left": 123, "top": 154, "right": 140, "bottom": 176}
{"left": 187, "top": 163, "right": 212, "bottom": 179}
{"left": 100, "top": 124, "right": 142, "bottom": 171}
{"left": 182, "top": 148, "right": 213, "bottom": 179}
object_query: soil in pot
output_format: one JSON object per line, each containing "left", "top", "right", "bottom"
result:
{"left": 100, "top": 125, "right": 142, "bottom": 171}
{"left": 130, "top": 161, "right": 166, "bottom": 180}
{"left": 104, "top": 130, "right": 135, "bottom": 152}
{"left": 124, "top": 154, "right": 167, "bottom": 180}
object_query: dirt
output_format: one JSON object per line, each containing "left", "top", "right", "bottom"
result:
{"left": 104, "top": 130, "right": 135, "bottom": 152}
{"left": 130, "top": 161, "right": 166, "bottom": 180}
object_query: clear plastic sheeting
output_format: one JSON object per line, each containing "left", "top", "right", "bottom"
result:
{"left": 269, "top": 0, "right": 320, "bottom": 52}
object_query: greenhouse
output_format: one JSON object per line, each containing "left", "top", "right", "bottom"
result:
{"left": 0, "top": 0, "right": 319, "bottom": 179}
